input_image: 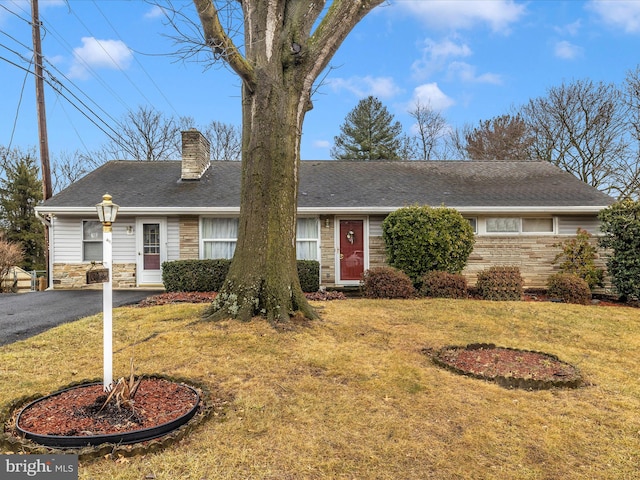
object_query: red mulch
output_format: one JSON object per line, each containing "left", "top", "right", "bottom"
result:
{"left": 16, "top": 378, "right": 198, "bottom": 437}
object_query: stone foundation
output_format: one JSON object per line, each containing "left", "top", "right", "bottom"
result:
{"left": 53, "top": 263, "right": 136, "bottom": 289}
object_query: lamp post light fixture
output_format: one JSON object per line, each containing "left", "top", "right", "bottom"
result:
{"left": 96, "top": 193, "right": 119, "bottom": 391}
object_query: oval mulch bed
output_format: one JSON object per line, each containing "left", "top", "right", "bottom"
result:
{"left": 428, "top": 343, "right": 583, "bottom": 390}
{"left": 16, "top": 377, "right": 199, "bottom": 445}
{"left": 1, "top": 376, "right": 225, "bottom": 462}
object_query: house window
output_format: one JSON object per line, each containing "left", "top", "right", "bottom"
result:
{"left": 296, "top": 218, "right": 319, "bottom": 261}
{"left": 200, "top": 217, "right": 320, "bottom": 261}
{"left": 522, "top": 218, "right": 554, "bottom": 233}
{"left": 202, "top": 218, "right": 238, "bottom": 259}
{"left": 83, "top": 220, "right": 103, "bottom": 262}
{"left": 486, "top": 218, "right": 519, "bottom": 233}
{"left": 465, "top": 217, "right": 477, "bottom": 234}
{"left": 485, "top": 217, "right": 555, "bottom": 234}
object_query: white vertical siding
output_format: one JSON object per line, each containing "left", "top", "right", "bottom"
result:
{"left": 167, "top": 217, "right": 180, "bottom": 261}
{"left": 52, "top": 218, "right": 83, "bottom": 262}
{"left": 52, "top": 216, "right": 137, "bottom": 263}
{"left": 112, "top": 217, "right": 136, "bottom": 262}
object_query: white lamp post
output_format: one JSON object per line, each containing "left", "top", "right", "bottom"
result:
{"left": 96, "top": 193, "right": 119, "bottom": 391}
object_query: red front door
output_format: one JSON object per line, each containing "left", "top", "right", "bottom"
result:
{"left": 339, "top": 220, "right": 364, "bottom": 281}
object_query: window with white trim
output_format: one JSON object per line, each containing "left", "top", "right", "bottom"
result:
{"left": 200, "top": 217, "right": 320, "bottom": 261}
{"left": 296, "top": 218, "right": 319, "bottom": 260}
{"left": 83, "top": 220, "right": 103, "bottom": 261}
{"left": 485, "top": 217, "right": 554, "bottom": 234}
{"left": 465, "top": 217, "right": 477, "bottom": 234}
{"left": 202, "top": 218, "right": 238, "bottom": 259}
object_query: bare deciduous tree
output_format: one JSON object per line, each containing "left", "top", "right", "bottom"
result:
{"left": 173, "top": 0, "right": 385, "bottom": 323}
{"left": 105, "top": 105, "right": 183, "bottom": 161}
{"left": 204, "top": 120, "right": 241, "bottom": 160}
{"left": 408, "top": 100, "right": 448, "bottom": 160}
{"left": 519, "top": 79, "right": 630, "bottom": 195}
{"left": 52, "top": 150, "right": 102, "bottom": 194}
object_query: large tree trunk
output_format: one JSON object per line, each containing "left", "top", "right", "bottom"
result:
{"left": 203, "top": 49, "right": 315, "bottom": 324}
{"left": 195, "top": 0, "right": 384, "bottom": 324}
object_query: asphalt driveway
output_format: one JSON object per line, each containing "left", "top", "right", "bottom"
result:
{"left": 0, "top": 290, "right": 158, "bottom": 347}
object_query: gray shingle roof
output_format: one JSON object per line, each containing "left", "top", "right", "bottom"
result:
{"left": 39, "top": 160, "right": 614, "bottom": 213}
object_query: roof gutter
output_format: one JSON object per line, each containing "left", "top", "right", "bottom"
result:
{"left": 34, "top": 205, "right": 610, "bottom": 217}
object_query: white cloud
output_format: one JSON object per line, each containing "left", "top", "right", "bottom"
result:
{"left": 144, "top": 5, "right": 166, "bottom": 20}
{"left": 312, "top": 140, "right": 331, "bottom": 149}
{"left": 412, "top": 37, "right": 472, "bottom": 79}
{"left": 69, "top": 37, "right": 133, "bottom": 79}
{"left": 411, "top": 83, "right": 455, "bottom": 111}
{"left": 328, "top": 76, "right": 402, "bottom": 99}
{"left": 554, "top": 40, "right": 583, "bottom": 60}
{"left": 447, "top": 62, "right": 502, "bottom": 84}
{"left": 588, "top": 0, "right": 640, "bottom": 33}
{"left": 554, "top": 19, "right": 582, "bottom": 36}
{"left": 412, "top": 38, "right": 501, "bottom": 84}
{"left": 397, "top": 0, "right": 526, "bottom": 33}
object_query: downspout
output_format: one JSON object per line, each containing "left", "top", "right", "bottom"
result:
{"left": 35, "top": 210, "right": 53, "bottom": 290}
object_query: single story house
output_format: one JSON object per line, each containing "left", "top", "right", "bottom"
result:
{"left": 35, "top": 130, "right": 615, "bottom": 290}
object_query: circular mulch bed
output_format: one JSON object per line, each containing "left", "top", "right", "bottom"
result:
{"left": 427, "top": 343, "right": 583, "bottom": 390}
{"left": 15, "top": 377, "right": 199, "bottom": 447}
{"left": 1, "top": 376, "right": 224, "bottom": 461}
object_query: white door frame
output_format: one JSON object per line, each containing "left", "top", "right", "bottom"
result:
{"left": 136, "top": 217, "right": 167, "bottom": 286}
{"left": 334, "top": 216, "right": 369, "bottom": 285}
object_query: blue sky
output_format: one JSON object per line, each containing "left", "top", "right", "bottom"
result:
{"left": 1, "top": 0, "right": 640, "bottom": 162}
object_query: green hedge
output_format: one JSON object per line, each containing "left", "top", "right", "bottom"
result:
{"left": 162, "top": 259, "right": 319, "bottom": 293}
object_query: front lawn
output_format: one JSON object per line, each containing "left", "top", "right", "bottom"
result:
{"left": 1, "top": 298, "right": 639, "bottom": 479}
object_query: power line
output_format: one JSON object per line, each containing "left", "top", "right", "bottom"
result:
{"left": 0, "top": 54, "right": 136, "bottom": 157}
{"left": 92, "top": 0, "right": 181, "bottom": 118}
{"left": 66, "top": 2, "right": 158, "bottom": 110}
{"left": 7, "top": 55, "right": 33, "bottom": 151}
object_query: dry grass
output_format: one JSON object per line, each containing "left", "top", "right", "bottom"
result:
{"left": 2, "top": 298, "right": 640, "bottom": 479}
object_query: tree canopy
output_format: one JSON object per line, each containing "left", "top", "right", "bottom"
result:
{"left": 331, "top": 96, "right": 403, "bottom": 160}
{"left": 0, "top": 150, "right": 45, "bottom": 271}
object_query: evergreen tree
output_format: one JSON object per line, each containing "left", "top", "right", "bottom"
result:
{"left": 0, "top": 152, "right": 45, "bottom": 271}
{"left": 331, "top": 96, "right": 403, "bottom": 160}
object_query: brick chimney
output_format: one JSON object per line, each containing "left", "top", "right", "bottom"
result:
{"left": 181, "top": 129, "right": 211, "bottom": 180}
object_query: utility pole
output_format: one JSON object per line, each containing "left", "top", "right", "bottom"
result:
{"left": 31, "top": 0, "right": 52, "bottom": 200}
{"left": 31, "top": 0, "right": 52, "bottom": 287}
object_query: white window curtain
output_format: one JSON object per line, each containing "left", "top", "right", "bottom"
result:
{"left": 486, "top": 218, "right": 519, "bottom": 233}
{"left": 522, "top": 218, "right": 554, "bottom": 233}
{"left": 296, "top": 218, "right": 319, "bottom": 260}
{"left": 202, "top": 218, "right": 238, "bottom": 259}
{"left": 201, "top": 217, "right": 319, "bottom": 260}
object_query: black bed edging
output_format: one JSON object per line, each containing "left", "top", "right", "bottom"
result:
{"left": 430, "top": 343, "right": 584, "bottom": 390}
{"left": 1, "top": 375, "right": 221, "bottom": 461}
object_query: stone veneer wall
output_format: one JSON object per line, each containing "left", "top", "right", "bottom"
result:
{"left": 53, "top": 263, "right": 136, "bottom": 289}
{"left": 179, "top": 216, "right": 199, "bottom": 259}
{"left": 362, "top": 233, "right": 607, "bottom": 290}
{"left": 319, "top": 215, "right": 335, "bottom": 284}
{"left": 464, "top": 236, "right": 607, "bottom": 289}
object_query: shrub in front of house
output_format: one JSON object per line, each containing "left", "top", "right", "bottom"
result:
{"left": 360, "top": 266, "right": 415, "bottom": 299}
{"left": 553, "top": 228, "right": 604, "bottom": 290}
{"left": 162, "top": 259, "right": 320, "bottom": 293}
{"left": 419, "top": 271, "right": 468, "bottom": 299}
{"left": 162, "top": 259, "right": 231, "bottom": 292}
{"left": 547, "top": 273, "right": 592, "bottom": 305}
{"left": 296, "top": 260, "right": 320, "bottom": 293}
{"left": 475, "top": 266, "right": 523, "bottom": 301}
{"left": 382, "top": 205, "right": 475, "bottom": 285}
{"left": 599, "top": 199, "right": 640, "bottom": 301}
